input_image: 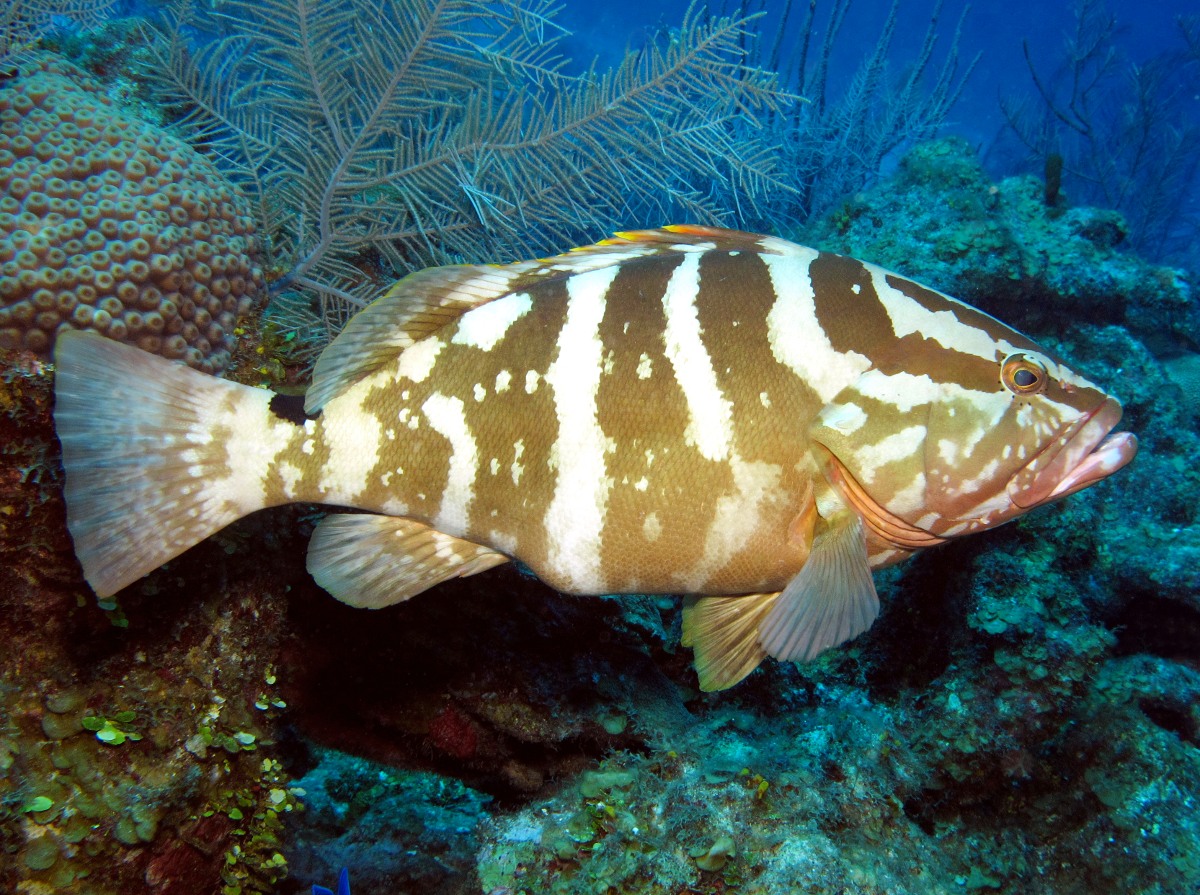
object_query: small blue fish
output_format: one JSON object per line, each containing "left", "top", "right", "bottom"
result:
{"left": 312, "top": 867, "right": 350, "bottom": 895}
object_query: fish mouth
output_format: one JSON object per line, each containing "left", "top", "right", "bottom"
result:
{"left": 1008, "top": 397, "right": 1138, "bottom": 509}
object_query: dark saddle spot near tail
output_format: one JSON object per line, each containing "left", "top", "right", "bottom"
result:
{"left": 269, "top": 392, "right": 314, "bottom": 425}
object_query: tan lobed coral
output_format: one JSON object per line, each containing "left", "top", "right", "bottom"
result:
{"left": 0, "top": 54, "right": 263, "bottom": 372}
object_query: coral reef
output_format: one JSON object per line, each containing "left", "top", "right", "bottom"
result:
{"left": 998, "top": 1, "right": 1200, "bottom": 269}
{"left": 0, "top": 339, "right": 315, "bottom": 893}
{"left": 803, "top": 137, "right": 1196, "bottom": 355}
{"left": 5, "top": 131, "right": 1198, "bottom": 893}
{"left": 2, "top": 7, "right": 1196, "bottom": 883}
{"left": 287, "top": 750, "right": 488, "bottom": 895}
{"left": 0, "top": 54, "right": 263, "bottom": 371}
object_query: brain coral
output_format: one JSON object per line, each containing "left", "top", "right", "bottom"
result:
{"left": 0, "top": 55, "right": 263, "bottom": 372}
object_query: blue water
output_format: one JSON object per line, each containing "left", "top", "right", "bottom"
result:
{"left": 557, "top": 0, "right": 1199, "bottom": 265}
{"left": 559, "top": 0, "right": 1196, "bottom": 142}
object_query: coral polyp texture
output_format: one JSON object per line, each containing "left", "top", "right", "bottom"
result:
{"left": 0, "top": 54, "right": 263, "bottom": 372}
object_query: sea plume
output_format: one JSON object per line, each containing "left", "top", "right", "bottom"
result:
{"left": 143, "top": 0, "right": 794, "bottom": 338}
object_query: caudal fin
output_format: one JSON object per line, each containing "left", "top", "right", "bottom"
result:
{"left": 54, "top": 331, "right": 285, "bottom": 596}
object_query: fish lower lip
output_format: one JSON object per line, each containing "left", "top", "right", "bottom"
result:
{"left": 1046, "top": 430, "right": 1138, "bottom": 501}
{"left": 1010, "top": 397, "right": 1137, "bottom": 508}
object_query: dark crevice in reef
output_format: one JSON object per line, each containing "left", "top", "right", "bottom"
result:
{"left": 863, "top": 542, "right": 979, "bottom": 697}
{"left": 1110, "top": 595, "right": 1200, "bottom": 665}
{"left": 279, "top": 566, "right": 668, "bottom": 801}
{"left": 901, "top": 739, "right": 1107, "bottom": 843}
{"left": 1138, "top": 698, "right": 1200, "bottom": 748}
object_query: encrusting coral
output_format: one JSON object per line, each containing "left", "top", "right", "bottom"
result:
{"left": 0, "top": 54, "right": 263, "bottom": 372}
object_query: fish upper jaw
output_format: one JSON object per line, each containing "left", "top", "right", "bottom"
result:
{"left": 1007, "top": 396, "right": 1138, "bottom": 509}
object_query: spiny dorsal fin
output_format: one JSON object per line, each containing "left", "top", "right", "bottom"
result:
{"left": 306, "top": 514, "right": 509, "bottom": 608}
{"left": 607, "top": 225, "right": 811, "bottom": 258}
{"left": 306, "top": 226, "right": 811, "bottom": 413}
{"left": 757, "top": 515, "right": 879, "bottom": 662}
{"left": 304, "top": 227, "right": 811, "bottom": 412}
{"left": 682, "top": 592, "right": 779, "bottom": 691}
{"left": 306, "top": 264, "right": 521, "bottom": 414}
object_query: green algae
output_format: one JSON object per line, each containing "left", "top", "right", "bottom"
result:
{"left": 24, "top": 834, "right": 59, "bottom": 870}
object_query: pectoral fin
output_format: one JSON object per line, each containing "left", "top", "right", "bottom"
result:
{"left": 682, "top": 592, "right": 780, "bottom": 691}
{"left": 307, "top": 514, "right": 509, "bottom": 608}
{"left": 758, "top": 515, "right": 879, "bottom": 662}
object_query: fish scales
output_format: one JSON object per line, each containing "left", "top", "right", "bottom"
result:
{"left": 300, "top": 248, "right": 815, "bottom": 596}
{"left": 53, "top": 226, "right": 1137, "bottom": 690}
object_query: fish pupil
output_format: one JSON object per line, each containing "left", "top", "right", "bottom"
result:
{"left": 1013, "top": 369, "right": 1038, "bottom": 388}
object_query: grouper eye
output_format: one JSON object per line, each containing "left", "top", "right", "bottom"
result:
{"left": 1001, "top": 354, "right": 1047, "bottom": 396}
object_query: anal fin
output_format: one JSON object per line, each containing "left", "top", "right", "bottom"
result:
{"left": 307, "top": 515, "right": 509, "bottom": 608}
{"left": 682, "top": 592, "right": 780, "bottom": 691}
{"left": 758, "top": 515, "right": 879, "bottom": 662}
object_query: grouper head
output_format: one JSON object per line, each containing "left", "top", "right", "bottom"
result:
{"left": 808, "top": 292, "right": 1137, "bottom": 551}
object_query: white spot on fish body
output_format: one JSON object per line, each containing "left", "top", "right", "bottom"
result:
{"left": 542, "top": 265, "right": 619, "bottom": 591}
{"left": 959, "top": 458, "right": 1001, "bottom": 496}
{"left": 762, "top": 254, "right": 871, "bottom": 404}
{"left": 818, "top": 402, "right": 867, "bottom": 435}
{"left": 868, "top": 266, "right": 1022, "bottom": 362}
{"left": 643, "top": 512, "right": 662, "bottom": 541}
{"left": 511, "top": 439, "right": 525, "bottom": 485}
{"left": 318, "top": 380, "right": 383, "bottom": 503}
{"left": 887, "top": 473, "right": 927, "bottom": 517}
{"left": 661, "top": 252, "right": 733, "bottom": 461}
{"left": 278, "top": 461, "right": 303, "bottom": 499}
{"left": 852, "top": 370, "right": 938, "bottom": 413}
{"left": 853, "top": 425, "right": 927, "bottom": 485}
{"left": 473, "top": 383, "right": 486, "bottom": 402}
{"left": 451, "top": 292, "right": 533, "bottom": 351}
{"left": 495, "top": 370, "right": 512, "bottom": 393}
{"left": 421, "top": 393, "right": 478, "bottom": 537}
{"left": 961, "top": 427, "right": 985, "bottom": 457}
{"left": 636, "top": 353, "right": 652, "bottom": 379}
{"left": 489, "top": 457, "right": 500, "bottom": 475}
{"left": 396, "top": 338, "right": 444, "bottom": 383}
{"left": 525, "top": 371, "right": 540, "bottom": 394}
{"left": 491, "top": 531, "right": 518, "bottom": 554}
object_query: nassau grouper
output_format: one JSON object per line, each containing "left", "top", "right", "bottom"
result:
{"left": 53, "top": 226, "right": 1138, "bottom": 690}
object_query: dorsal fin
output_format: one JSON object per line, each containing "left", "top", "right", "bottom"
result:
{"left": 606, "top": 224, "right": 811, "bottom": 258}
{"left": 305, "top": 264, "right": 518, "bottom": 414}
{"left": 305, "top": 226, "right": 811, "bottom": 413}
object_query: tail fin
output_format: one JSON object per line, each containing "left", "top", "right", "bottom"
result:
{"left": 54, "top": 331, "right": 286, "bottom": 596}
